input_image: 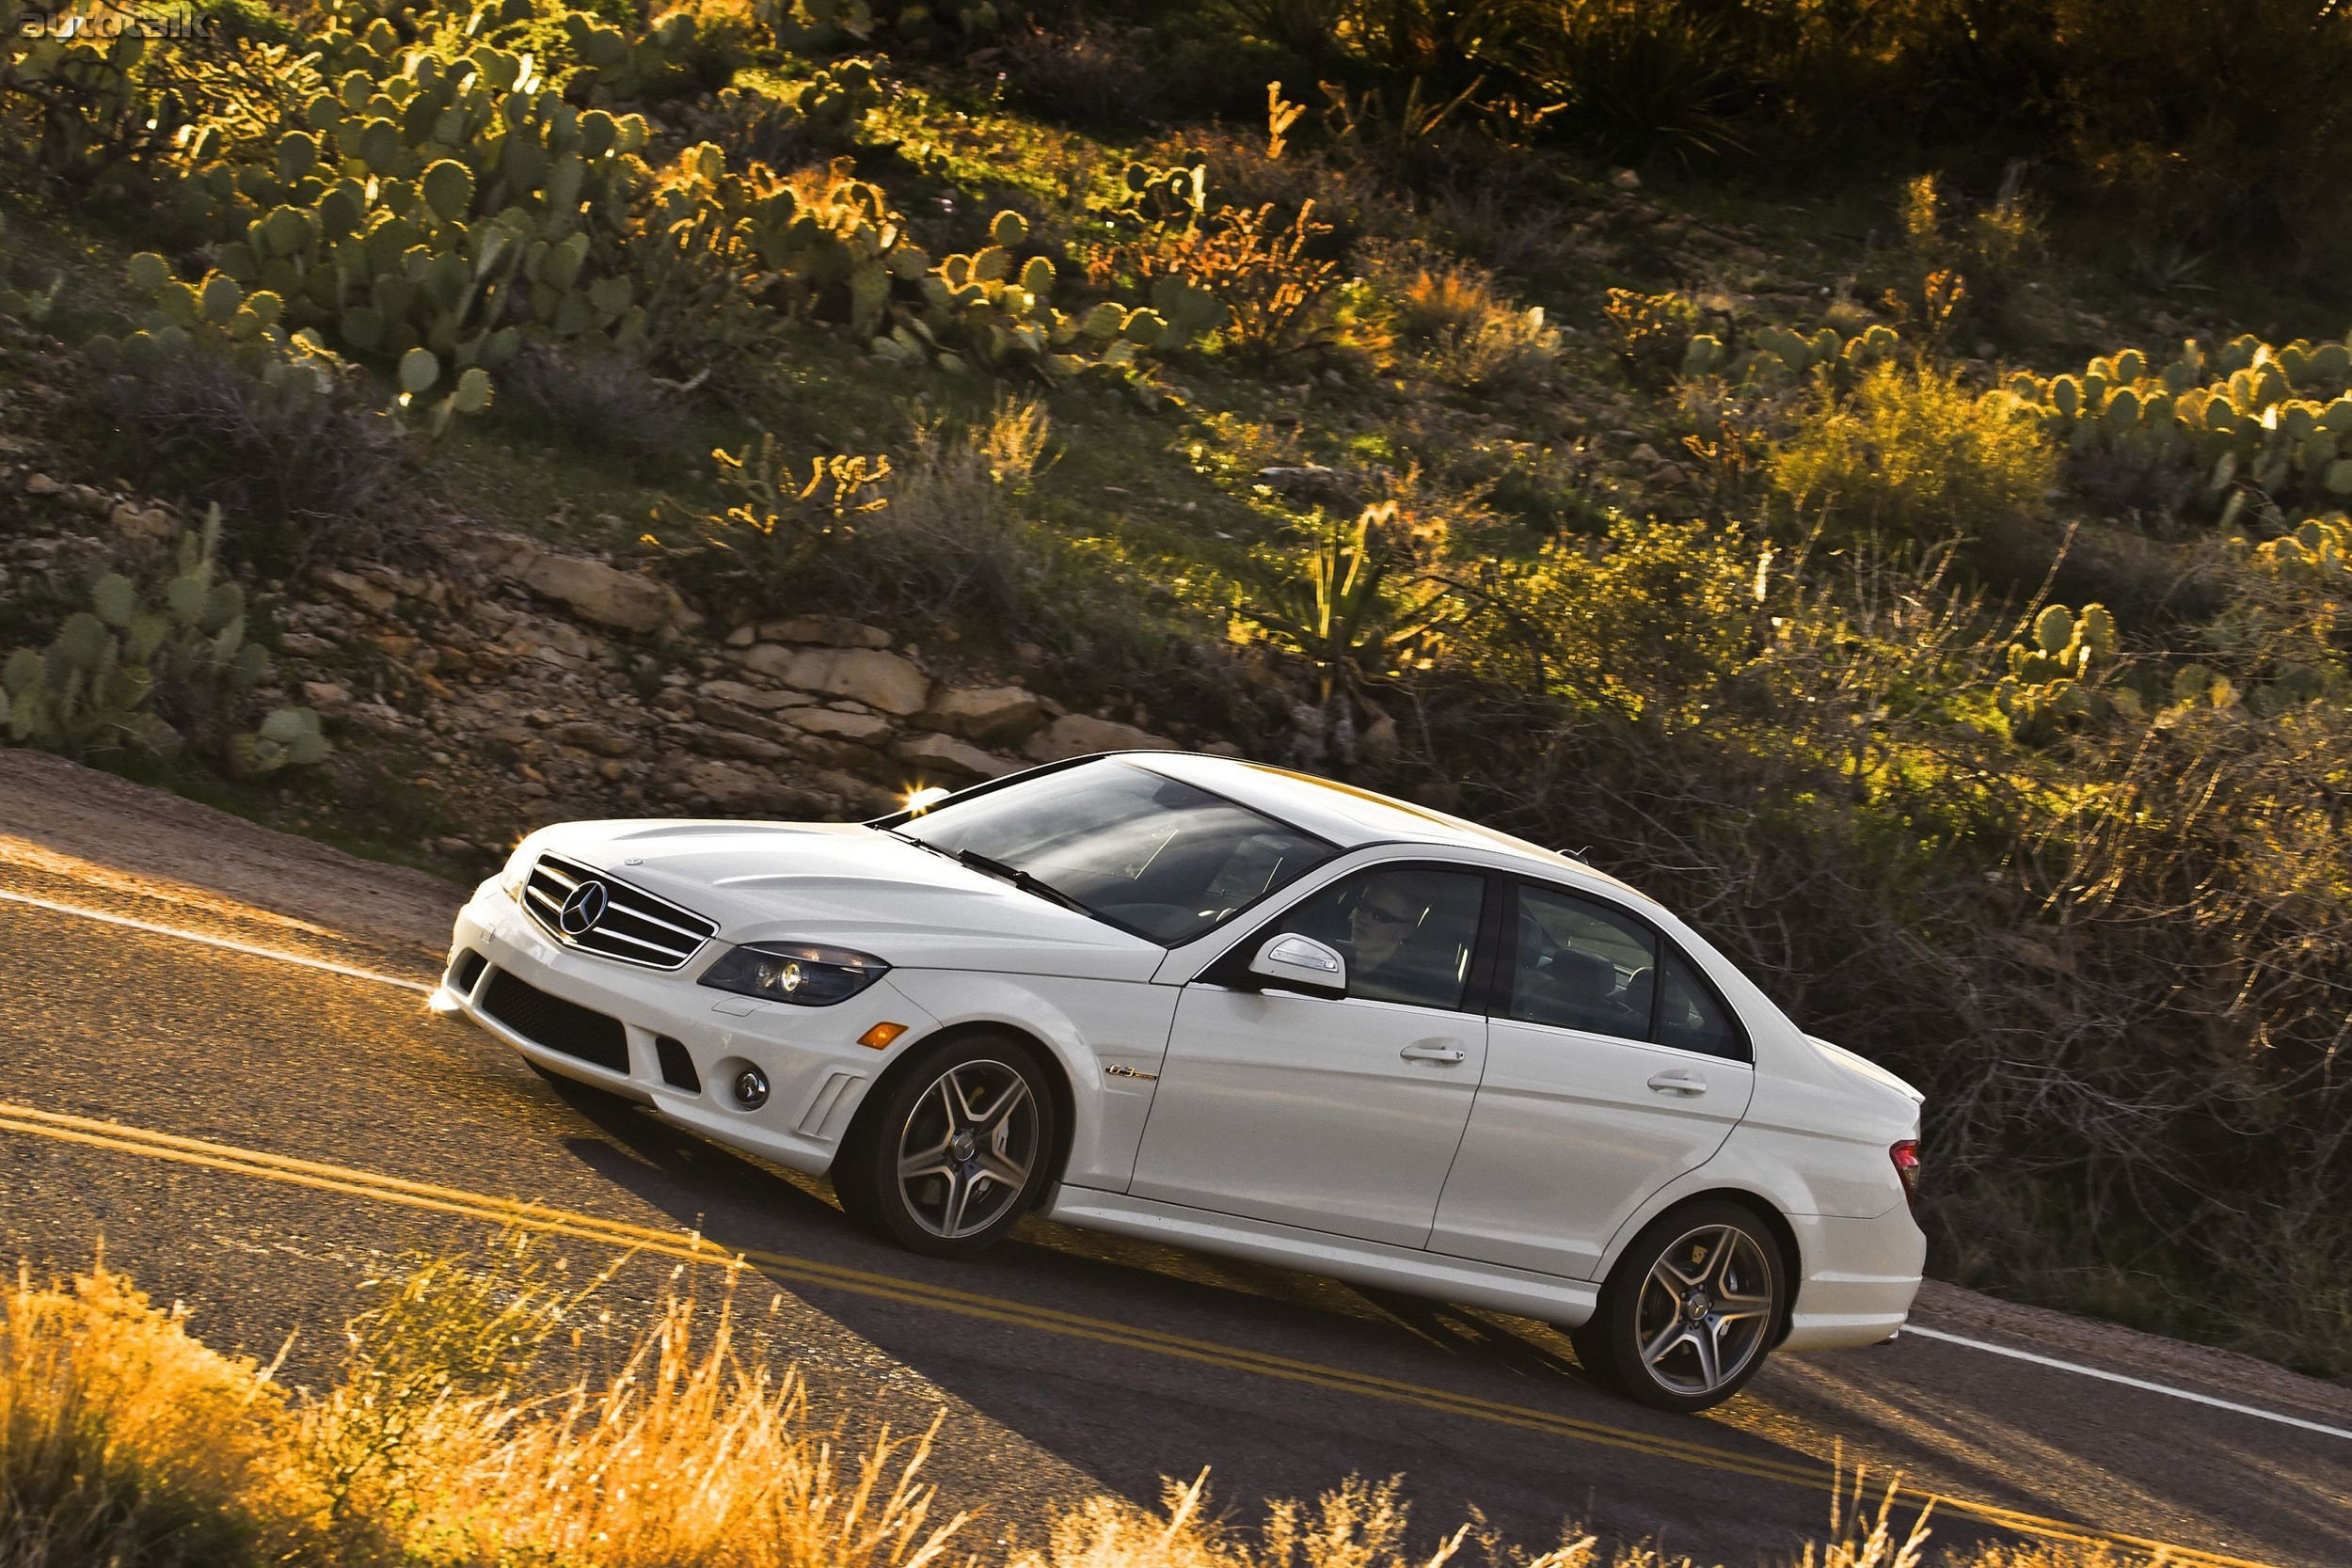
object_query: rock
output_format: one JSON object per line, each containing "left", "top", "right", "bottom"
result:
{"left": 23, "top": 472, "right": 62, "bottom": 496}
{"left": 505, "top": 550, "right": 674, "bottom": 633}
{"left": 783, "top": 707, "right": 894, "bottom": 743}
{"left": 279, "top": 632, "right": 334, "bottom": 657}
{"left": 109, "top": 500, "right": 173, "bottom": 541}
{"left": 551, "top": 721, "right": 639, "bottom": 757}
{"left": 316, "top": 568, "right": 399, "bottom": 614}
{"left": 755, "top": 614, "right": 893, "bottom": 649}
{"left": 919, "top": 685, "right": 1045, "bottom": 744}
{"left": 1200, "top": 739, "right": 1246, "bottom": 758}
{"left": 299, "top": 681, "right": 352, "bottom": 713}
{"left": 738, "top": 644, "right": 930, "bottom": 715}
{"left": 675, "top": 760, "right": 797, "bottom": 813}
{"left": 1359, "top": 712, "right": 1400, "bottom": 765}
{"left": 724, "top": 624, "right": 758, "bottom": 647}
{"left": 695, "top": 679, "right": 813, "bottom": 712}
{"left": 1022, "top": 713, "right": 1179, "bottom": 762}
{"left": 700, "top": 729, "right": 793, "bottom": 764}
{"left": 690, "top": 697, "right": 802, "bottom": 747}
{"left": 1254, "top": 465, "right": 1351, "bottom": 502}
{"left": 895, "top": 732, "right": 1021, "bottom": 781}
{"left": 1612, "top": 168, "right": 1643, "bottom": 191}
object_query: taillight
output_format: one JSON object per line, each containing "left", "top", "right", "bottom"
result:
{"left": 1890, "top": 1140, "right": 1920, "bottom": 1215}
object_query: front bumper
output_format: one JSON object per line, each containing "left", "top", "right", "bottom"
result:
{"left": 436, "top": 880, "right": 936, "bottom": 1176}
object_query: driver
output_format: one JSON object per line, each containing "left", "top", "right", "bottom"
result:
{"left": 1344, "top": 878, "right": 1467, "bottom": 1005}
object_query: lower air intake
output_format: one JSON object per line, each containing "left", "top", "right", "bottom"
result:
{"left": 483, "top": 969, "right": 629, "bottom": 1074}
{"left": 655, "top": 1036, "right": 702, "bottom": 1094}
{"left": 448, "top": 948, "right": 488, "bottom": 995}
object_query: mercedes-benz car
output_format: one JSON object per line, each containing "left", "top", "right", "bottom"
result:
{"left": 434, "top": 751, "right": 1925, "bottom": 1412}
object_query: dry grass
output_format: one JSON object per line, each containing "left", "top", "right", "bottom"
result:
{"left": 0, "top": 1245, "right": 2169, "bottom": 1568}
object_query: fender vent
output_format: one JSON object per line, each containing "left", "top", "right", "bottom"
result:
{"left": 483, "top": 969, "right": 629, "bottom": 1074}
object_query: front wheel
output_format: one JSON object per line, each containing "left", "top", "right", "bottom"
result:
{"left": 834, "top": 1035, "right": 1057, "bottom": 1259}
{"left": 1571, "top": 1200, "right": 1787, "bottom": 1413}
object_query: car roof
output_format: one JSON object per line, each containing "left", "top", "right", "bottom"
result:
{"left": 1127, "top": 752, "right": 1648, "bottom": 901}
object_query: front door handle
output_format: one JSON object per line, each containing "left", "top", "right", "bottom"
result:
{"left": 1401, "top": 1042, "right": 1468, "bottom": 1065}
{"left": 1647, "top": 1070, "right": 1707, "bottom": 1096}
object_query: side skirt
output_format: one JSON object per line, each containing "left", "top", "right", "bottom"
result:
{"left": 1045, "top": 1184, "right": 1601, "bottom": 1325}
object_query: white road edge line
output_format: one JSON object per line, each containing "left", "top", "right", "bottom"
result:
{"left": 1904, "top": 1323, "right": 2352, "bottom": 1441}
{"left": 9, "top": 879, "right": 2350, "bottom": 1448}
{"left": 0, "top": 888, "right": 433, "bottom": 995}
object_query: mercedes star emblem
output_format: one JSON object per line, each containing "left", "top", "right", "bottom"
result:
{"left": 558, "top": 879, "right": 610, "bottom": 936}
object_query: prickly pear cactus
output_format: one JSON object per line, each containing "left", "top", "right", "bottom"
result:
{"left": 2, "top": 507, "right": 326, "bottom": 769}
{"left": 113, "top": 0, "right": 660, "bottom": 407}
{"left": 1994, "top": 602, "right": 2122, "bottom": 745}
{"left": 2001, "top": 333, "right": 2352, "bottom": 524}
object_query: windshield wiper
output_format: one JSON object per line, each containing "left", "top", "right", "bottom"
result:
{"left": 950, "top": 847, "right": 1098, "bottom": 918}
{"left": 887, "top": 831, "right": 1098, "bottom": 921}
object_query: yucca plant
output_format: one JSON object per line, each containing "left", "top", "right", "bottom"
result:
{"left": 1245, "top": 501, "right": 1453, "bottom": 706}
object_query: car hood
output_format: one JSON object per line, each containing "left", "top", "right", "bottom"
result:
{"left": 525, "top": 818, "right": 1166, "bottom": 981}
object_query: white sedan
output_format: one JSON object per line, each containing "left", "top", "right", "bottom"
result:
{"left": 436, "top": 752, "right": 1925, "bottom": 1412}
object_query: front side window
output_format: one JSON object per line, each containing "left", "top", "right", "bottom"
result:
{"left": 893, "top": 760, "right": 1335, "bottom": 944}
{"left": 1264, "top": 866, "right": 1487, "bottom": 1009}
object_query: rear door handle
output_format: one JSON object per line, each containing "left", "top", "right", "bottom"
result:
{"left": 1647, "top": 1070, "right": 1707, "bottom": 1095}
{"left": 1401, "top": 1043, "right": 1468, "bottom": 1065}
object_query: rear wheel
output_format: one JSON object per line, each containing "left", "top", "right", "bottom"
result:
{"left": 834, "top": 1035, "right": 1057, "bottom": 1259}
{"left": 1571, "top": 1200, "right": 1786, "bottom": 1413}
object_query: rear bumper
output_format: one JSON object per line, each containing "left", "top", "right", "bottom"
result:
{"left": 1781, "top": 1210, "right": 1926, "bottom": 1350}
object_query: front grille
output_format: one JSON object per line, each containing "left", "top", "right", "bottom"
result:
{"left": 655, "top": 1036, "right": 702, "bottom": 1093}
{"left": 482, "top": 968, "right": 629, "bottom": 1073}
{"left": 448, "top": 948, "right": 488, "bottom": 995}
{"left": 520, "top": 852, "right": 717, "bottom": 970}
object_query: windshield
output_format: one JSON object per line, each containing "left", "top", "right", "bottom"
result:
{"left": 893, "top": 760, "right": 1337, "bottom": 943}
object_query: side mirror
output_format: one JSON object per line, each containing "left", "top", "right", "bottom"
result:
{"left": 1247, "top": 934, "right": 1347, "bottom": 997}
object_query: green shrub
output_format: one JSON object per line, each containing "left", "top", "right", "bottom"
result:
{"left": 1772, "top": 361, "right": 2059, "bottom": 551}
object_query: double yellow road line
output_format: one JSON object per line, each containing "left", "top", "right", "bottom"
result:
{"left": 0, "top": 1099, "right": 2274, "bottom": 1568}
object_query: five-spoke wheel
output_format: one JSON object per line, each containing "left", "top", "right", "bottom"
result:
{"left": 1571, "top": 1200, "right": 1786, "bottom": 1412}
{"left": 835, "top": 1035, "right": 1057, "bottom": 1257}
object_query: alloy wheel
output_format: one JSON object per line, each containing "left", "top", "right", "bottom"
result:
{"left": 894, "top": 1059, "right": 1040, "bottom": 1240}
{"left": 1632, "top": 1222, "right": 1775, "bottom": 1398}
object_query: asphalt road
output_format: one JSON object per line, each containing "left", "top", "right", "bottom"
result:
{"left": 1, "top": 763, "right": 2346, "bottom": 1568}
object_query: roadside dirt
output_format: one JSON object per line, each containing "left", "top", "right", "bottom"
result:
{"left": 0, "top": 748, "right": 454, "bottom": 959}
{"left": 5, "top": 746, "right": 2346, "bottom": 1427}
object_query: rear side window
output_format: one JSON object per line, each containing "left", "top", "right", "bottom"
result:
{"left": 1657, "top": 949, "right": 1742, "bottom": 1058}
{"left": 1506, "top": 883, "right": 1656, "bottom": 1041}
{"left": 1501, "top": 882, "right": 1751, "bottom": 1062}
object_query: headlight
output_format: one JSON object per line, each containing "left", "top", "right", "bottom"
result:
{"left": 497, "top": 841, "right": 536, "bottom": 901}
{"left": 698, "top": 942, "right": 889, "bottom": 1007}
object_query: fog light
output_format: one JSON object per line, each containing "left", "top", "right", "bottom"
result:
{"left": 733, "top": 1066, "right": 770, "bottom": 1109}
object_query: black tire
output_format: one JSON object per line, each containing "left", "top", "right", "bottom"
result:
{"left": 833, "top": 1034, "right": 1058, "bottom": 1259}
{"left": 1570, "top": 1199, "right": 1788, "bottom": 1414}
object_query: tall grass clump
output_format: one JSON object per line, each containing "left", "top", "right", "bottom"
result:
{"left": 0, "top": 1260, "right": 312, "bottom": 1568}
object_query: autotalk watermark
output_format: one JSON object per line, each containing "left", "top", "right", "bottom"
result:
{"left": 15, "top": 3, "right": 224, "bottom": 40}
